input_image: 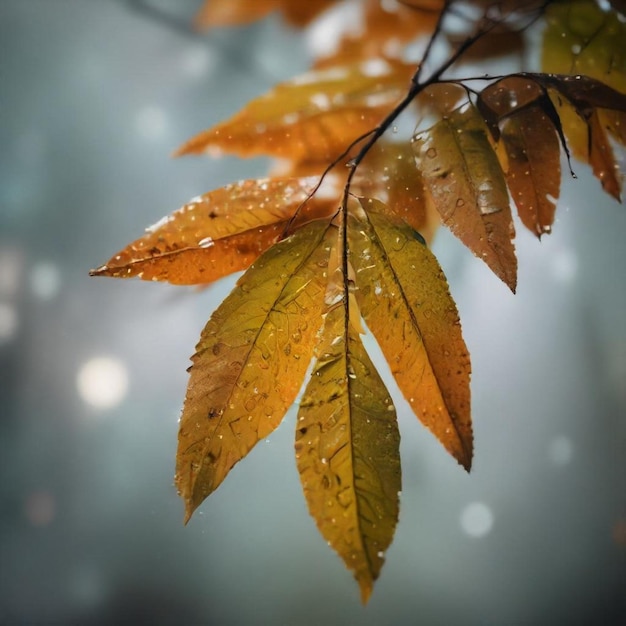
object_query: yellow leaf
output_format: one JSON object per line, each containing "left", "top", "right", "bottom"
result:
{"left": 90, "top": 177, "right": 336, "bottom": 285}
{"left": 296, "top": 302, "right": 401, "bottom": 604}
{"left": 176, "top": 220, "right": 334, "bottom": 521}
{"left": 413, "top": 104, "right": 517, "bottom": 292}
{"left": 542, "top": 1, "right": 626, "bottom": 94}
{"left": 350, "top": 198, "right": 473, "bottom": 470}
{"left": 175, "top": 59, "right": 416, "bottom": 162}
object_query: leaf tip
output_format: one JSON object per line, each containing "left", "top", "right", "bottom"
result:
{"left": 359, "top": 579, "right": 374, "bottom": 605}
{"left": 183, "top": 500, "right": 196, "bottom": 526}
{"left": 88, "top": 265, "right": 106, "bottom": 277}
{"left": 461, "top": 454, "right": 473, "bottom": 473}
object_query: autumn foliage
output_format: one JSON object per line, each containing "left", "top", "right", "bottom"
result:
{"left": 91, "top": 0, "right": 625, "bottom": 602}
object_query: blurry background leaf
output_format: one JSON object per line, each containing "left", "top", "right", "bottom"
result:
{"left": 194, "top": 0, "right": 339, "bottom": 28}
{"left": 175, "top": 59, "right": 415, "bottom": 162}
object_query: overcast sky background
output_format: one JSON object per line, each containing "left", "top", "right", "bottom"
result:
{"left": 0, "top": 1, "right": 624, "bottom": 625}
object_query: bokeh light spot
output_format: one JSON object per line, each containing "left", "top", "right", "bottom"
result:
{"left": 548, "top": 435, "right": 573, "bottom": 466}
{"left": 135, "top": 105, "right": 168, "bottom": 140}
{"left": 460, "top": 502, "right": 494, "bottom": 538}
{"left": 77, "top": 356, "right": 129, "bottom": 409}
{"left": 30, "top": 261, "right": 61, "bottom": 300}
{"left": 181, "top": 45, "right": 215, "bottom": 78}
{"left": 551, "top": 248, "right": 578, "bottom": 283}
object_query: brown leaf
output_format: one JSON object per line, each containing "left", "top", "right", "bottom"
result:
{"left": 588, "top": 109, "right": 622, "bottom": 201}
{"left": 537, "top": 74, "right": 626, "bottom": 118}
{"left": 601, "top": 109, "right": 626, "bottom": 147}
{"left": 296, "top": 301, "right": 401, "bottom": 604}
{"left": 90, "top": 178, "right": 336, "bottom": 285}
{"left": 175, "top": 59, "right": 416, "bottom": 162}
{"left": 350, "top": 199, "right": 473, "bottom": 469}
{"left": 501, "top": 107, "right": 561, "bottom": 237}
{"left": 412, "top": 104, "right": 517, "bottom": 291}
{"left": 176, "top": 220, "right": 334, "bottom": 520}
{"left": 477, "top": 77, "right": 544, "bottom": 141}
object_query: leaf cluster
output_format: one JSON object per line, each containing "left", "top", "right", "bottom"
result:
{"left": 91, "top": 0, "right": 625, "bottom": 602}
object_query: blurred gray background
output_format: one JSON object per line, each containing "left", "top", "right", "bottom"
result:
{"left": 1, "top": 1, "right": 624, "bottom": 625}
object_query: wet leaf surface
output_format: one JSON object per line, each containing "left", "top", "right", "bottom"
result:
{"left": 413, "top": 104, "right": 517, "bottom": 291}
{"left": 175, "top": 59, "right": 415, "bottom": 162}
{"left": 296, "top": 301, "right": 401, "bottom": 604}
{"left": 176, "top": 220, "right": 334, "bottom": 520}
{"left": 351, "top": 199, "right": 472, "bottom": 469}
{"left": 90, "top": 178, "right": 336, "bottom": 285}
{"left": 501, "top": 107, "right": 561, "bottom": 237}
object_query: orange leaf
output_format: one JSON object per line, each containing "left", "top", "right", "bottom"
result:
{"left": 314, "top": 0, "right": 438, "bottom": 66}
{"left": 413, "top": 104, "right": 517, "bottom": 291}
{"left": 175, "top": 59, "right": 416, "bottom": 162}
{"left": 176, "top": 219, "right": 334, "bottom": 521}
{"left": 89, "top": 177, "right": 336, "bottom": 285}
{"left": 194, "top": 0, "right": 338, "bottom": 28}
{"left": 350, "top": 199, "right": 473, "bottom": 469}
{"left": 588, "top": 109, "right": 622, "bottom": 201}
